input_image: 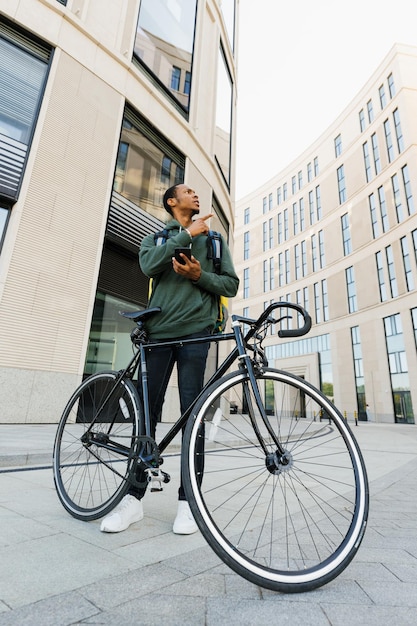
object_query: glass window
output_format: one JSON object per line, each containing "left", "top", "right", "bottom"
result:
{"left": 367, "top": 99, "right": 374, "bottom": 123}
{"left": 134, "top": 0, "right": 197, "bottom": 112}
{"left": 298, "top": 170, "right": 303, "bottom": 189}
{"left": 313, "top": 282, "right": 321, "bottom": 323}
{"left": 363, "top": 142, "right": 372, "bottom": 183}
{"left": 334, "top": 134, "right": 342, "bottom": 157}
{"left": 269, "top": 257, "right": 275, "bottom": 290}
{"left": 263, "top": 259, "right": 268, "bottom": 292}
{"left": 309, "top": 190, "right": 315, "bottom": 225}
{"left": 285, "top": 249, "right": 290, "bottom": 284}
{"left": 386, "top": 245, "right": 398, "bottom": 298}
{"left": 337, "top": 165, "right": 346, "bottom": 204}
{"left": 315, "top": 185, "right": 322, "bottom": 220}
{"left": 299, "top": 197, "right": 305, "bottom": 231}
{"left": 392, "top": 173, "right": 403, "bottom": 223}
{"left": 359, "top": 109, "right": 366, "bottom": 132}
{"left": 369, "top": 193, "right": 379, "bottom": 239}
{"left": 351, "top": 326, "right": 367, "bottom": 420}
{"left": 384, "top": 312, "right": 414, "bottom": 424}
{"left": 371, "top": 133, "right": 381, "bottom": 175}
{"left": 269, "top": 217, "right": 274, "bottom": 248}
{"left": 215, "top": 45, "right": 233, "bottom": 186}
{"left": 262, "top": 221, "right": 267, "bottom": 251}
{"left": 277, "top": 186, "right": 282, "bottom": 205}
{"left": 346, "top": 266, "right": 357, "bottom": 313}
{"left": 378, "top": 185, "right": 389, "bottom": 233}
{"left": 318, "top": 230, "right": 325, "bottom": 268}
{"left": 402, "top": 165, "right": 415, "bottom": 215}
{"left": 220, "top": 0, "right": 236, "bottom": 49}
{"left": 292, "top": 202, "right": 298, "bottom": 235}
{"left": 341, "top": 213, "right": 351, "bottom": 255}
{"left": 244, "top": 206, "right": 250, "bottom": 224}
{"left": 243, "top": 268, "right": 249, "bottom": 298}
{"left": 269, "top": 192, "right": 273, "bottom": 211}
{"left": 388, "top": 73, "right": 396, "bottom": 98}
{"left": 113, "top": 109, "right": 185, "bottom": 222}
{"left": 379, "top": 84, "right": 386, "bottom": 109}
{"left": 294, "top": 244, "right": 301, "bottom": 280}
{"left": 313, "top": 157, "right": 319, "bottom": 176}
{"left": 301, "top": 240, "right": 307, "bottom": 276}
{"left": 322, "top": 279, "right": 328, "bottom": 321}
{"left": 307, "top": 161, "right": 312, "bottom": 182}
{"left": 393, "top": 108, "right": 404, "bottom": 153}
{"left": 277, "top": 213, "right": 283, "bottom": 244}
{"left": 0, "top": 30, "right": 50, "bottom": 200}
{"left": 283, "top": 182, "right": 287, "bottom": 200}
{"left": 0, "top": 205, "right": 10, "bottom": 253}
{"left": 376, "top": 251, "right": 387, "bottom": 302}
{"left": 184, "top": 70, "right": 191, "bottom": 95}
{"left": 311, "top": 233, "right": 318, "bottom": 272}
{"left": 384, "top": 119, "right": 394, "bottom": 163}
{"left": 400, "top": 236, "right": 414, "bottom": 292}
{"left": 412, "top": 229, "right": 417, "bottom": 266}
{"left": 171, "top": 66, "right": 181, "bottom": 91}
{"left": 284, "top": 208, "right": 289, "bottom": 240}
{"left": 243, "top": 231, "right": 249, "bottom": 260}
{"left": 278, "top": 252, "right": 284, "bottom": 287}
{"left": 291, "top": 176, "right": 296, "bottom": 194}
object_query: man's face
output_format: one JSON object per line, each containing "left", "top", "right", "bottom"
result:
{"left": 172, "top": 184, "right": 200, "bottom": 215}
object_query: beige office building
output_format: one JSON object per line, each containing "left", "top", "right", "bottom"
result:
{"left": 235, "top": 44, "right": 417, "bottom": 424}
{"left": 0, "top": 0, "right": 238, "bottom": 423}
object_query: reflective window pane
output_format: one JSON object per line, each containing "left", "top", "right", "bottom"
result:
{"left": 220, "top": 0, "right": 236, "bottom": 50}
{"left": 134, "top": 0, "right": 197, "bottom": 112}
{"left": 0, "top": 206, "right": 9, "bottom": 252}
{"left": 215, "top": 46, "right": 232, "bottom": 186}
{"left": 113, "top": 111, "right": 185, "bottom": 222}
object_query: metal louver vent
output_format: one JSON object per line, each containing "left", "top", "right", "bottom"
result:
{"left": 0, "top": 134, "right": 27, "bottom": 199}
{"left": 106, "top": 191, "right": 165, "bottom": 251}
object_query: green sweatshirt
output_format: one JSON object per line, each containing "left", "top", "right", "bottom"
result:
{"left": 139, "top": 220, "right": 239, "bottom": 339}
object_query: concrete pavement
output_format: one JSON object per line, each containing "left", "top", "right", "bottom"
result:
{"left": 0, "top": 421, "right": 417, "bottom": 625}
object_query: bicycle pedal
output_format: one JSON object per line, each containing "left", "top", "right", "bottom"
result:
{"left": 146, "top": 468, "right": 171, "bottom": 492}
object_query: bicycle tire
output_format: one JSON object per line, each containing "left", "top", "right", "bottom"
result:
{"left": 183, "top": 368, "right": 369, "bottom": 593}
{"left": 53, "top": 371, "right": 141, "bottom": 521}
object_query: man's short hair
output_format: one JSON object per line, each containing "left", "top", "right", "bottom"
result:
{"left": 163, "top": 184, "right": 179, "bottom": 215}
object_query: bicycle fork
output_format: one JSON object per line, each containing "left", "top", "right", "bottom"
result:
{"left": 233, "top": 320, "right": 290, "bottom": 474}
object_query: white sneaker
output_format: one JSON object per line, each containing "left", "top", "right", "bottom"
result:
{"left": 100, "top": 495, "right": 143, "bottom": 533}
{"left": 172, "top": 500, "right": 198, "bottom": 535}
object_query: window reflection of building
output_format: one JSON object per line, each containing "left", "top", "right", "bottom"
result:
{"left": 0, "top": 26, "right": 50, "bottom": 201}
{"left": 134, "top": 0, "right": 197, "bottom": 112}
{"left": 215, "top": 46, "right": 233, "bottom": 186}
{"left": 113, "top": 114, "right": 184, "bottom": 223}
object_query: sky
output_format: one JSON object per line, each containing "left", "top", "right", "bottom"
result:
{"left": 235, "top": 0, "right": 417, "bottom": 199}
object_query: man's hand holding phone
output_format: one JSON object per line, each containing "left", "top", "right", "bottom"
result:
{"left": 172, "top": 247, "right": 201, "bottom": 281}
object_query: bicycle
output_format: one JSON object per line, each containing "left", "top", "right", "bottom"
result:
{"left": 53, "top": 302, "right": 369, "bottom": 593}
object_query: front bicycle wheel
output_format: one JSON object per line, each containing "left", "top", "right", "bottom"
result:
{"left": 53, "top": 371, "right": 141, "bottom": 521}
{"left": 183, "top": 368, "right": 369, "bottom": 593}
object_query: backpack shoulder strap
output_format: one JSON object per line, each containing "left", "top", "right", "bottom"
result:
{"left": 154, "top": 228, "right": 169, "bottom": 246}
{"left": 207, "top": 230, "right": 222, "bottom": 274}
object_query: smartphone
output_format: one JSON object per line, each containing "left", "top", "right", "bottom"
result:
{"left": 174, "top": 247, "right": 192, "bottom": 265}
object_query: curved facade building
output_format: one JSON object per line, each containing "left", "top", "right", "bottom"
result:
{"left": 0, "top": 0, "right": 238, "bottom": 423}
{"left": 235, "top": 44, "right": 417, "bottom": 424}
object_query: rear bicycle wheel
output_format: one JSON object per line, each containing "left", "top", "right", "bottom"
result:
{"left": 183, "top": 368, "right": 369, "bottom": 593}
{"left": 53, "top": 371, "right": 141, "bottom": 521}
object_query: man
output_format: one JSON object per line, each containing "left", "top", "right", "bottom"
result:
{"left": 100, "top": 183, "right": 239, "bottom": 534}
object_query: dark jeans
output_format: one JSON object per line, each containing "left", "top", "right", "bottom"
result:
{"left": 129, "top": 328, "right": 211, "bottom": 502}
